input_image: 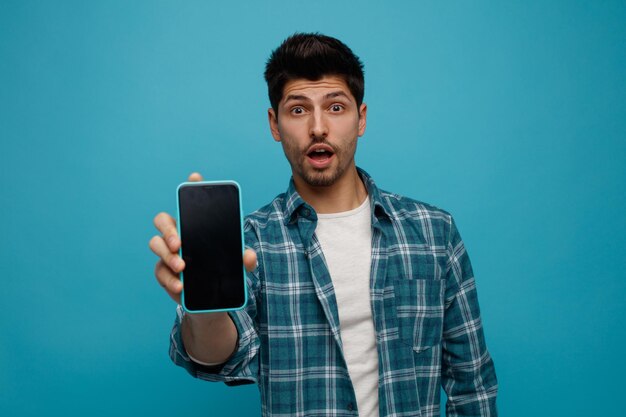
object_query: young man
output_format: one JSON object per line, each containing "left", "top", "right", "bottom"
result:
{"left": 149, "top": 33, "right": 498, "bottom": 417}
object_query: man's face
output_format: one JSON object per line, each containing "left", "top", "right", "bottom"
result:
{"left": 268, "top": 75, "right": 367, "bottom": 188}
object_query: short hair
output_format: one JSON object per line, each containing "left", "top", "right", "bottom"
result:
{"left": 264, "top": 33, "right": 365, "bottom": 113}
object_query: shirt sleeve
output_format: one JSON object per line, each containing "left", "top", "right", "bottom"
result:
{"left": 441, "top": 216, "right": 498, "bottom": 416}
{"left": 168, "top": 221, "right": 262, "bottom": 386}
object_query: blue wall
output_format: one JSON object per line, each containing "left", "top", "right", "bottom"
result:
{"left": 1, "top": 1, "right": 624, "bottom": 416}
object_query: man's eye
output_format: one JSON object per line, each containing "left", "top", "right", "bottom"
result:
{"left": 330, "top": 104, "right": 343, "bottom": 112}
{"left": 291, "top": 107, "right": 304, "bottom": 115}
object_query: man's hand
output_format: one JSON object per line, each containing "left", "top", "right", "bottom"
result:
{"left": 149, "top": 172, "right": 257, "bottom": 305}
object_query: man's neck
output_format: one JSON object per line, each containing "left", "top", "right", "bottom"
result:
{"left": 293, "top": 166, "right": 368, "bottom": 214}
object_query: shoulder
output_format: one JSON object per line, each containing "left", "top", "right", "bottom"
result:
{"left": 244, "top": 192, "right": 288, "bottom": 232}
{"left": 379, "top": 188, "right": 452, "bottom": 222}
{"left": 377, "top": 188, "right": 455, "bottom": 243}
{"left": 242, "top": 192, "right": 294, "bottom": 255}
{"left": 361, "top": 168, "right": 453, "bottom": 230}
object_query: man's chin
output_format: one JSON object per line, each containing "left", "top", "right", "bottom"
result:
{"left": 301, "top": 167, "right": 342, "bottom": 187}
{"left": 304, "top": 177, "right": 336, "bottom": 187}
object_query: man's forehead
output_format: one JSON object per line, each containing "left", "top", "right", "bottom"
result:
{"left": 281, "top": 76, "right": 353, "bottom": 101}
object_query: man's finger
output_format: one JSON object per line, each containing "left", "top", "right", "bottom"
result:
{"left": 188, "top": 172, "right": 204, "bottom": 182}
{"left": 243, "top": 249, "right": 257, "bottom": 272}
{"left": 153, "top": 212, "right": 180, "bottom": 251}
{"left": 149, "top": 235, "right": 185, "bottom": 273}
{"left": 155, "top": 260, "right": 182, "bottom": 303}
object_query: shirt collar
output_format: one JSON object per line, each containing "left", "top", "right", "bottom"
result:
{"left": 282, "top": 167, "right": 393, "bottom": 224}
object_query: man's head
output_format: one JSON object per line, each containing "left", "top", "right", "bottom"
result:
{"left": 264, "top": 34, "right": 368, "bottom": 190}
{"left": 264, "top": 33, "right": 364, "bottom": 115}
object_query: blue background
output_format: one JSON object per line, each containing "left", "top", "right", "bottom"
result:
{"left": 1, "top": 1, "right": 625, "bottom": 416}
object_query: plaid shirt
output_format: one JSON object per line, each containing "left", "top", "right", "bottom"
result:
{"left": 169, "top": 168, "right": 498, "bottom": 417}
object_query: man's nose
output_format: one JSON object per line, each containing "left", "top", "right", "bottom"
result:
{"left": 309, "top": 109, "right": 328, "bottom": 139}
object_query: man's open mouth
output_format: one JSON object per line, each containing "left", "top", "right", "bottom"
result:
{"left": 308, "top": 148, "right": 334, "bottom": 162}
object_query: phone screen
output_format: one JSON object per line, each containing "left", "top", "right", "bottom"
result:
{"left": 177, "top": 182, "right": 246, "bottom": 312}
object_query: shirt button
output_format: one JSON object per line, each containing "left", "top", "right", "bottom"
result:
{"left": 347, "top": 402, "right": 354, "bottom": 412}
{"left": 302, "top": 208, "right": 310, "bottom": 217}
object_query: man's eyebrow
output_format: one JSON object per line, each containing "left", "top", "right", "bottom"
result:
{"left": 283, "top": 94, "right": 311, "bottom": 103}
{"left": 324, "top": 91, "right": 351, "bottom": 100}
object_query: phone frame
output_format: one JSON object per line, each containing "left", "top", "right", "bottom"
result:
{"left": 176, "top": 180, "right": 248, "bottom": 314}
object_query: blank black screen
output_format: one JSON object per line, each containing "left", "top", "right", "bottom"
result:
{"left": 178, "top": 183, "right": 245, "bottom": 312}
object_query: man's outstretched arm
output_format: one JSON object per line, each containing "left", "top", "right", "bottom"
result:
{"left": 149, "top": 172, "right": 257, "bottom": 367}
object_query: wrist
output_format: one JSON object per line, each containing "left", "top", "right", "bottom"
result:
{"left": 183, "top": 310, "right": 228, "bottom": 327}
{"left": 180, "top": 310, "right": 237, "bottom": 365}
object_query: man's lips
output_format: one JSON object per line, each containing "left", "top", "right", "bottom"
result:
{"left": 306, "top": 144, "right": 335, "bottom": 167}
{"left": 306, "top": 143, "right": 335, "bottom": 156}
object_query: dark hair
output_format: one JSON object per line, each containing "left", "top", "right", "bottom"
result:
{"left": 264, "top": 33, "right": 365, "bottom": 113}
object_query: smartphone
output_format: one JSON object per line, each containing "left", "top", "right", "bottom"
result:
{"left": 176, "top": 180, "right": 247, "bottom": 313}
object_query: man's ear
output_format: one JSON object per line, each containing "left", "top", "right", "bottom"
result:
{"left": 358, "top": 103, "right": 367, "bottom": 137}
{"left": 268, "top": 108, "right": 281, "bottom": 142}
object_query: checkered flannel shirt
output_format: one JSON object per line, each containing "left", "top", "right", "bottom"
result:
{"left": 170, "top": 168, "right": 498, "bottom": 417}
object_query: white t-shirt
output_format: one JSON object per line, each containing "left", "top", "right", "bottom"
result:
{"left": 315, "top": 197, "right": 379, "bottom": 417}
